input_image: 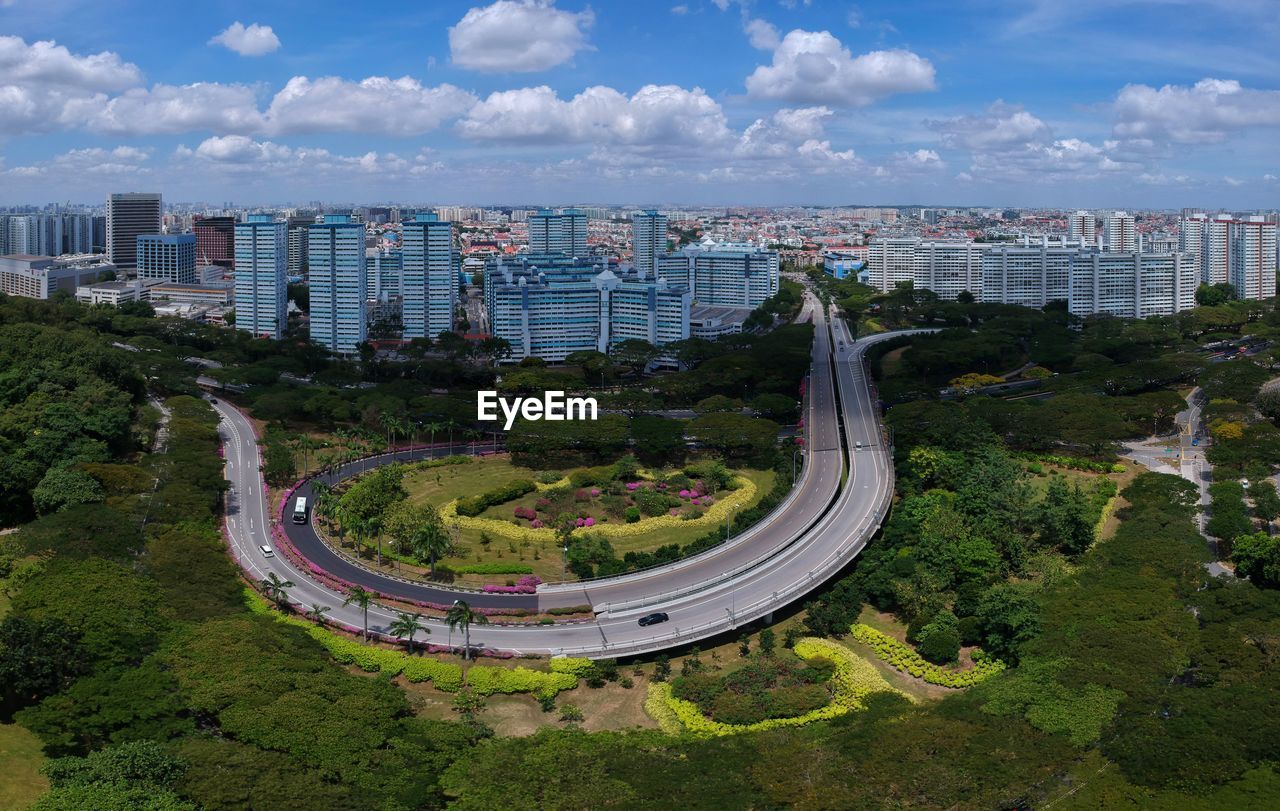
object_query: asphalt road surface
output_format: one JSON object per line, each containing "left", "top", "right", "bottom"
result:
{"left": 213, "top": 300, "right": 919, "bottom": 657}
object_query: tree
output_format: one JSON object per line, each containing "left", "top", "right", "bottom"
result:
{"left": 343, "top": 586, "right": 375, "bottom": 641}
{"left": 32, "top": 467, "right": 105, "bottom": 515}
{"left": 258, "top": 572, "right": 294, "bottom": 610}
{"left": 307, "top": 603, "right": 331, "bottom": 625}
{"left": 1232, "top": 532, "right": 1280, "bottom": 588}
{"left": 610, "top": 339, "right": 659, "bottom": 377}
{"left": 0, "top": 616, "right": 87, "bottom": 717}
{"left": 411, "top": 514, "right": 452, "bottom": 578}
{"left": 1037, "top": 477, "right": 1095, "bottom": 555}
{"left": 446, "top": 600, "right": 490, "bottom": 663}
{"left": 1252, "top": 480, "right": 1280, "bottom": 523}
{"left": 975, "top": 583, "right": 1041, "bottom": 665}
{"left": 917, "top": 610, "right": 961, "bottom": 664}
{"left": 1195, "top": 282, "right": 1236, "bottom": 307}
{"left": 389, "top": 612, "right": 428, "bottom": 654}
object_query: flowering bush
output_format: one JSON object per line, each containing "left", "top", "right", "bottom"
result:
{"left": 848, "top": 624, "right": 1006, "bottom": 688}
{"left": 647, "top": 636, "right": 907, "bottom": 737}
{"left": 441, "top": 476, "right": 758, "bottom": 542}
{"left": 626, "top": 482, "right": 641, "bottom": 491}
{"left": 513, "top": 506, "right": 537, "bottom": 520}
{"left": 466, "top": 665, "right": 577, "bottom": 699}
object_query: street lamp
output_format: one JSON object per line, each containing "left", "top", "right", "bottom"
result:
{"left": 792, "top": 447, "right": 802, "bottom": 483}
{"left": 725, "top": 506, "right": 739, "bottom": 541}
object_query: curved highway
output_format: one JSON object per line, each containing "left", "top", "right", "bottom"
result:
{"left": 214, "top": 299, "right": 917, "bottom": 656}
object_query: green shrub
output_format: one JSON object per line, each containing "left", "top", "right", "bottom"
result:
{"left": 452, "top": 563, "right": 535, "bottom": 575}
{"left": 548, "top": 657, "right": 595, "bottom": 677}
{"left": 456, "top": 479, "right": 537, "bottom": 517}
{"left": 849, "top": 624, "right": 1005, "bottom": 688}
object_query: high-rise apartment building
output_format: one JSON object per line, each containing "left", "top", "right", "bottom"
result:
{"left": 980, "top": 240, "right": 1079, "bottom": 308}
{"left": 1179, "top": 211, "right": 1208, "bottom": 281}
{"left": 366, "top": 248, "right": 403, "bottom": 303}
{"left": 868, "top": 238, "right": 986, "bottom": 299}
{"left": 1104, "top": 211, "right": 1136, "bottom": 252}
{"left": 106, "top": 193, "right": 162, "bottom": 270}
{"left": 137, "top": 234, "right": 196, "bottom": 284}
{"left": 233, "top": 214, "right": 287, "bottom": 339}
{"left": 193, "top": 216, "right": 237, "bottom": 268}
{"left": 62, "top": 214, "right": 94, "bottom": 255}
{"left": 528, "top": 208, "right": 588, "bottom": 256}
{"left": 287, "top": 216, "right": 313, "bottom": 276}
{"left": 485, "top": 255, "right": 689, "bottom": 362}
{"left": 308, "top": 214, "right": 367, "bottom": 354}
{"left": 1068, "top": 211, "right": 1097, "bottom": 245}
{"left": 631, "top": 210, "right": 667, "bottom": 275}
{"left": 1230, "top": 216, "right": 1278, "bottom": 301}
{"left": 401, "top": 212, "right": 456, "bottom": 339}
{"left": 1067, "top": 251, "right": 1196, "bottom": 318}
{"left": 654, "top": 242, "right": 779, "bottom": 308}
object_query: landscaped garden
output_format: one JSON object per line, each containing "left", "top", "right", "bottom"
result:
{"left": 643, "top": 632, "right": 909, "bottom": 737}
{"left": 317, "top": 453, "right": 780, "bottom": 584}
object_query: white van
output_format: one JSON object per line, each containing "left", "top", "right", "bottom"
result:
{"left": 260, "top": 544, "right": 275, "bottom": 557}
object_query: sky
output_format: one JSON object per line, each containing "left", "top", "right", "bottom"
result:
{"left": 1, "top": 0, "right": 1279, "bottom": 208}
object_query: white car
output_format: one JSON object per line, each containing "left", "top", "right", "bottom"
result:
{"left": 260, "top": 545, "right": 275, "bottom": 557}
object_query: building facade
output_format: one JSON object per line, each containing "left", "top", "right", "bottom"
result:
{"left": 401, "top": 212, "right": 456, "bottom": 339}
{"left": 308, "top": 214, "right": 367, "bottom": 354}
{"left": 868, "top": 238, "right": 986, "bottom": 299}
{"left": 485, "top": 255, "right": 690, "bottom": 362}
{"left": 1104, "top": 211, "right": 1137, "bottom": 252}
{"left": 528, "top": 208, "right": 588, "bottom": 256}
{"left": 233, "top": 215, "right": 287, "bottom": 340}
{"left": 1067, "top": 251, "right": 1196, "bottom": 318}
{"left": 106, "top": 192, "right": 162, "bottom": 270}
{"left": 631, "top": 210, "right": 667, "bottom": 275}
{"left": 1068, "top": 211, "right": 1097, "bottom": 245}
{"left": 1230, "top": 216, "right": 1278, "bottom": 301}
{"left": 193, "top": 216, "right": 237, "bottom": 268}
{"left": 0, "top": 253, "right": 113, "bottom": 299}
{"left": 137, "top": 234, "right": 197, "bottom": 284}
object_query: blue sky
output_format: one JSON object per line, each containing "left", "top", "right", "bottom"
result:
{"left": 1, "top": 0, "right": 1278, "bottom": 207}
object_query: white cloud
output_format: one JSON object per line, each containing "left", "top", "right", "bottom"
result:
{"left": 5, "top": 145, "right": 151, "bottom": 177}
{"left": 745, "top": 29, "right": 935, "bottom": 106}
{"left": 178, "top": 136, "right": 427, "bottom": 177}
{"left": 457, "top": 84, "right": 732, "bottom": 148}
{"left": 264, "top": 76, "right": 476, "bottom": 136}
{"left": 933, "top": 100, "right": 1140, "bottom": 182}
{"left": 931, "top": 101, "right": 1050, "bottom": 151}
{"left": 71, "top": 83, "right": 267, "bottom": 135}
{"left": 449, "top": 1, "right": 593, "bottom": 73}
{"left": 744, "top": 18, "right": 781, "bottom": 50}
{"left": 208, "top": 22, "right": 281, "bottom": 57}
{"left": 1113, "top": 78, "right": 1280, "bottom": 144}
{"left": 0, "top": 35, "right": 141, "bottom": 91}
{"left": 1223, "top": 176, "right": 1245, "bottom": 187}
{"left": 671, "top": 4, "right": 689, "bottom": 14}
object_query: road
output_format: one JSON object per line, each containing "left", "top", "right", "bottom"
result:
{"left": 213, "top": 298, "right": 917, "bottom": 657}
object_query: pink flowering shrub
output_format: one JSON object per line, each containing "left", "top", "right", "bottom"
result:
{"left": 583, "top": 517, "right": 596, "bottom": 527}
{"left": 530, "top": 519, "right": 543, "bottom": 528}
{"left": 513, "top": 506, "right": 537, "bottom": 520}
{"left": 626, "top": 482, "right": 640, "bottom": 491}
{"left": 590, "top": 488, "right": 601, "bottom": 497}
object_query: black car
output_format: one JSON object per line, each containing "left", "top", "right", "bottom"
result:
{"left": 638, "top": 612, "right": 669, "bottom": 627}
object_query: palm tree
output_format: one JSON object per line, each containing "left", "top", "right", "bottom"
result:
{"left": 308, "top": 603, "right": 331, "bottom": 625}
{"left": 343, "top": 585, "right": 375, "bottom": 641}
{"left": 389, "top": 611, "right": 428, "bottom": 654}
{"left": 411, "top": 514, "right": 451, "bottom": 578}
{"left": 426, "top": 420, "right": 444, "bottom": 453}
{"left": 446, "top": 600, "right": 489, "bottom": 663}
{"left": 369, "top": 516, "right": 384, "bottom": 566}
{"left": 380, "top": 412, "right": 399, "bottom": 451}
{"left": 259, "top": 572, "right": 294, "bottom": 610}
{"left": 296, "top": 433, "right": 315, "bottom": 477}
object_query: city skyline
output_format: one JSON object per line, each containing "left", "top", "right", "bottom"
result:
{"left": 1, "top": 0, "right": 1278, "bottom": 208}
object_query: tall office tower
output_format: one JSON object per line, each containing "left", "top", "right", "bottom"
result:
{"left": 1179, "top": 211, "right": 1208, "bottom": 281}
{"left": 106, "top": 193, "right": 162, "bottom": 270}
{"left": 1104, "top": 211, "right": 1136, "bottom": 252}
{"left": 631, "top": 210, "right": 667, "bottom": 275}
{"left": 233, "top": 214, "right": 287, "bottom": 339}
{"left": 137, "top": 234, "right": 197, "bottom": 284}
{"left": 528, "top": 208, "right": 588, "bottom": 256}
{"left": 193, "top": 216, "right": 237, "bottom": 268}
{"left": 401, "top": 212, "right": 456, "bottom": 339}
{"left": 1230, "top": 216, "right": 1278, "bottom": 301}
{"left": 61, "top": 214, "right": 94, "bottom": 255}
{"left": 1068, "top": 211, "right": 1097, "bottom": 245}
{"left": 308, "top": 214, "right": 367, "bottom": 354}
{"left": 286, "top": 216, "right": 312, "bottom": 275}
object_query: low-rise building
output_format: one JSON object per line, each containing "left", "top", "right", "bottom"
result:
{"left": 0, "top": 253, "right": 115, "bottom": 299}
{"left": 75, "top": 278, "right": 155, "bottom": 306}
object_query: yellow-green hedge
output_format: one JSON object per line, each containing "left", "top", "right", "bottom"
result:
{"left": 646, "top": 636, "right": 907, "bottom": 737}
{"left": 440, "top": 476, "right": 759, "bottom": 542}
{"left": 848, "top": 624, "right": 1006, "bottom": 688}
{"left": 549, "top": 657, "right": 596, "bottom": 677}
{"left": 244, "top": 590, "right": 577, "bottom": 697}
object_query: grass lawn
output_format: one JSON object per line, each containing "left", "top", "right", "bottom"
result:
{"left": 0, "top": 723, "right": 49, "bottom": 810}
{"left": 878, "top": 345, "right": 909, "bottom": 376}
{"left": 394, "top": 457, "right": 778, "bottom": 581}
